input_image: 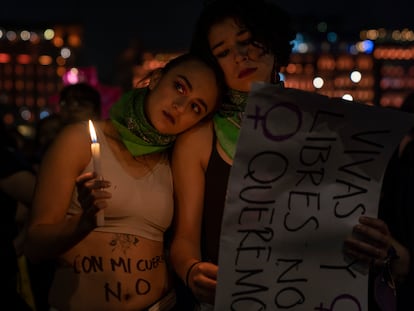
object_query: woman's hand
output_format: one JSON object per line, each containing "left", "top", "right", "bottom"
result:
{"left": 344, "top": 216, "right": 410, "bottom": 283}
{"left": 75, "top": 172, "right": 111, "bottom": 227}
{"left": 343, "top": 216, "right": 392, "bottom": 268}
{"left": 186, "top": 261, "right": 218, "bottom": 305}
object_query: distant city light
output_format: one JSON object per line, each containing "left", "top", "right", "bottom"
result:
{"left": 38, "top": 55, "right": 53, "bottom": 65}
{"left": 44, "top": 29, "right": 55, "bottom": 40}
{"left": 0, "top": 53, "right": 11, "bottom": 63}
{"left": 6, "top": 30, "right": 17, "bottom": 41}
{"left": 297, "top": 43, "right": 309, "bottom": 53}
{"left": 60, "top": 47, "right": 71, "bottom": 58}
{"left": 317, "top": 22, "right": 328, "bottom": 33}
{"left": 20, "top": 30, "right": 31, "bottom": 41}
{"left": 29, "top": 32, "right": 40, "bottom": 43}
{"left": 19, "top": 107, "right": 32, "bottom": 121}
{"left": 342, "top": 94, "right": 353, "bottom": 101}
{"left": 313, "top": 77, "right": 324, "bottom": 89}
{"left": 65, "top": 68, "right": 80, "bottom": 84}
{"left": 350, "top": 71, "right": 362, "bottom": 83}
{"left": 291, "top": 33, "right": 304, "bottom": 53}
{"left": 359, "top": 40, "right": 375, "bottom": 53}
{"left": 39, "top": 109, "right": 51, "bottom": 119}
{"left": 327, "top": 32, "right": 338, "bottom": 43}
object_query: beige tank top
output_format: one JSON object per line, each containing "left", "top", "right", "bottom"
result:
{"left": 67, "top": 122, "right": 174, "bottom": 242}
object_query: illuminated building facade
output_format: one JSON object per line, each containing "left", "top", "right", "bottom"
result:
{"left": 371, "top": 28, "right": 414, "bottom": 108}
{"left": 282, "top": 27, "right": 414, "bottom": 108}
{"left": 1, "top": 21, "right": 413, "bottom": 138}
{"left": 0, "top": 23, "right": 82, "bottom": 136}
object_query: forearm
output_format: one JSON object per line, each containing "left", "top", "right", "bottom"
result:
{"left": 170, "top": 236, "right": 202, "bottom": 283}
{"left": 24, "top": 213, "right": 93, "bottom": 262}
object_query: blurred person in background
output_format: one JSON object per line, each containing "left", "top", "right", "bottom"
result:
{"left": 31, "top": 113, "right": 62, "bottom": 173}
{"left": 58, "top": 82, "right": 102, "bottom": 126}
{"left": 0, "top": 121, "right": 36, "bottom": 310}
{"left": 32, "top": 83, "right": 102, "bottom": 171}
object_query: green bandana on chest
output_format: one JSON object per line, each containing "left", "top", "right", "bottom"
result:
{"left": 109, "top": 87, "right": 176, "bottom": 156}
{"left": 214, "top": 83, "right": 284, "bottom": 159}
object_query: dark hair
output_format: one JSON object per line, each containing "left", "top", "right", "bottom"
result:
{"left": 191, "top": 0, "right": 295, "bottom": 74}
{"left": 59, "top": 83, "right": 102, "bottom": 117}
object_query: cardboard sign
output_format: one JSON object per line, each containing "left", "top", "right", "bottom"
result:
{"left": 215, "top": 82, "right": 414, "bottom": 310}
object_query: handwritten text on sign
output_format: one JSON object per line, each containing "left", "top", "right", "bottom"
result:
{"left": 215, "top": 83, "right": 414, "bottom": 311}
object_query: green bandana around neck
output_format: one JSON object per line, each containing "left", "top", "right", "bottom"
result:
{"left": 213, "top": 89, "right": 248, "bottom": 160}
{"left": 109, "top": 87, "right": 176, "bottom": 157}
{"left": 214, "top": 83, "right": 284, "bottom": 160}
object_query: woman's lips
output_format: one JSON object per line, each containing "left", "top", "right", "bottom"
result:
{"left": 238, "top": 67, "right": 257, "bottom": 79}
{"left": 163, "top": 110, "right": 175, "bottom": 125}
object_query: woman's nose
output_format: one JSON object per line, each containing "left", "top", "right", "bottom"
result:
{"left": 172, "top": 98, "right": 187, "bottom": 112}
{"left": 233, "top": 44, "right": 248, "bottom": 63}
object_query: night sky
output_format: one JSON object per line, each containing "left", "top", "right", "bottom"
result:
{"left": 1, "top": 0, "right": 412, "bottom": 84}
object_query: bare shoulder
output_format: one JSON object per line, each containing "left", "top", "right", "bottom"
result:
{"left": 174, "top": 120, "right": 214, "bottom": 167}
{"left": 174, "top": 121, "right": 213, "bottom": 152}
{"left": 175, "top": 120, "right": 214, "bottom": 146}
{"left": 58, "top": 122, "right": 89, "bottom": 141}
{"left": 41, "top": 122, "right": 91, "bottom": 170}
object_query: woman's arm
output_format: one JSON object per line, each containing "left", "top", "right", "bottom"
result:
{"left": 170, "top": 121, "right": 212, "bottom": 279}
{"left": 170, "top": 121, "right": 218, "bottom": 304}
{"left": 24, "top": 123, "right": 96, "bottom": 262}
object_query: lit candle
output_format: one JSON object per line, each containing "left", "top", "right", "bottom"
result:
{"left": 88, "top": 120, "right": 104, "bottom": 226}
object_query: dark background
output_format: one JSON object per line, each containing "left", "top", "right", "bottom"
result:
{"left": 1, "top": 0, "right": 412, "bottom": 84}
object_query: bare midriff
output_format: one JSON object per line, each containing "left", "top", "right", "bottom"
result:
{"left": 49, "top": 231, "right": 171, "bottom": 311}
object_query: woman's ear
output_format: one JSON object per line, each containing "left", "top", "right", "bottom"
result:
{"left": 148, "top": 68, "right": 163, "bottom": 90}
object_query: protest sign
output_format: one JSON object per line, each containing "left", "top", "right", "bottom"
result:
{"left": 215, "top": 82, "right": 414, "bottom": 310}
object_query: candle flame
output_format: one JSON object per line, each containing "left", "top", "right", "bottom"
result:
{"left": 88, "top": 120, "right": 98, "bottom": 143}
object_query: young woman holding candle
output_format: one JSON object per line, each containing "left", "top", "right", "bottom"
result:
{"left": 23, "top": 52, "right": 225, "bottom": 311}
{"left": 167, "top": 0, "right": 412, "bottom": 310}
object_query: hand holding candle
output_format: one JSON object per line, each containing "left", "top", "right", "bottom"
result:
{"left": 88, "top": 120, "right": 104, "bottom": 226}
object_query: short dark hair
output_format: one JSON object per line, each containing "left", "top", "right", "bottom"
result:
{"left": 191, "top": 0, "right": 295, "bottom": 72}
{"left": 59, "top": 83, "right": 101, "bottom": 117}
